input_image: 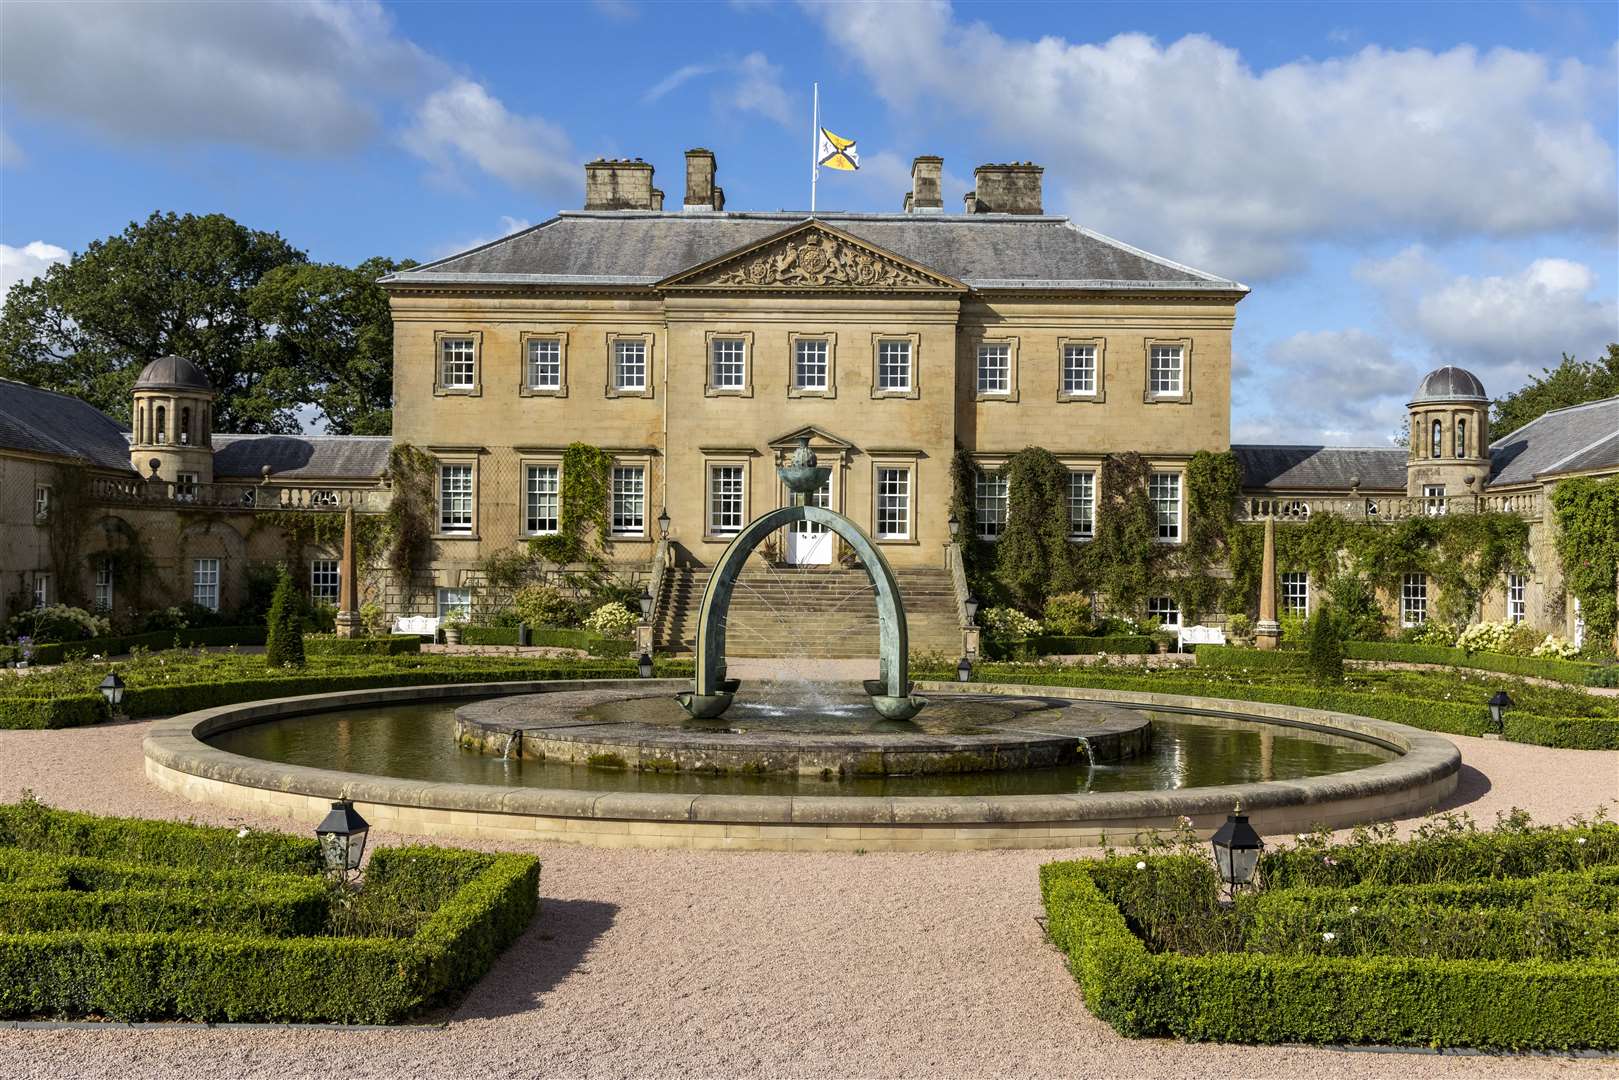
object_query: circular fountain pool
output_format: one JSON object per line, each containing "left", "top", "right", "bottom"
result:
{"left": 143, "top": 678, "right": 1461, "bottom": 851}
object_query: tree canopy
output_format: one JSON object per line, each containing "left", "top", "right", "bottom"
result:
{"left": 1491, "top": 344, "right": 1619, "bottom": 437}
{"left": 0, "top": 211, "right": 411, "bottom": 435}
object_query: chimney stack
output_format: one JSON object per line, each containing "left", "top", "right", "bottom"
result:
{"left": 906, "top": 155, "right": 943, "bottom": 213}
{"left": 684, "top": 148, "right": 724, "bottom": 212}
{"left": 968, "top": 162, "right": 1044, "bottom": 214}
{"left": 584, "top": 158, "right": 657, "bottom": 210}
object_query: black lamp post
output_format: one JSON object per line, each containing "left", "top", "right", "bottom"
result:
{"left": 638, "top": 651, "right": 654, "bottom": 679}
{"left": 315, "top": 799, "right": 370, "bottom": 880}
{"left": 964, "top": 593, "right": 979, "bottom": 627}
{"left": 638, "top": 586, "right": 654, "bottom": 624}
{"left": 956, "top": 655, "right": 972, "bottom": 682}
{"left": 1210, "top": 802, "right": 1264, "bottom": 896}
{"left": 1487, "top": 690, "right": 1513, "bottom": 734}
{"left": 947, "top": 511, "right": 961, "bottom": 542}
{"left": 657, "top": 507, "right": 671, "bottom": 540}
{"left": 98, "top": 671, "right": 126, "bottom": 715}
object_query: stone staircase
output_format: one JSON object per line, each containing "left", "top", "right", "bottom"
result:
{"left": 655, "top": 563, "right": 961, "bottom": 658}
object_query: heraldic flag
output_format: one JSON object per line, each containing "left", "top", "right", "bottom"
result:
{"left": 817, "top": 128, "right": 859, "bottom": 171}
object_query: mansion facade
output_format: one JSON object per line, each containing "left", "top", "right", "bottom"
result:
{"left": 1, "top": 150, "right": 1614, "bottom": 652}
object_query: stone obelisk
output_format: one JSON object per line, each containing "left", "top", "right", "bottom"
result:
{"left": 335, "top": 505, "right": 363, "bottom": 638}
{"left": 1253, "top": 514, "right": 1280, "bottom": 650}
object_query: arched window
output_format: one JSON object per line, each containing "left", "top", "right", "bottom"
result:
{"left": 155, "top": 406, "right": 166, "bottom": 445}
{"left": 136, "top": 405, "right": 145, "bottom": 444}
{"left": 179, "top": 407, "right": 191, "bottom": 445}
{"left": 1455, "top": 418, "right": 1466, "bottom": 458}
{"left": 1431, "top": 419, "right": 1443, "bottom": 458}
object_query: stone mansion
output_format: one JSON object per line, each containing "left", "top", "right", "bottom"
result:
{"left": 1, "top": 150, "right": 1613, "bottom": 652}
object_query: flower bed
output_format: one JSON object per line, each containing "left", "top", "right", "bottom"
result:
{"left": 0, "top": 626, "right": 268, "bottom": 666}
{"left": 1341, "top": 641, "right": 1606, "bottom": 686}
{"left": 1040, "top": 821, "right": 1619, "bottom": 1048}
{"left": 0, "top": 800, "right": 540, "bottom": 1023}
{"left": 0, "top": 653, "right": 695, "bottom": 730}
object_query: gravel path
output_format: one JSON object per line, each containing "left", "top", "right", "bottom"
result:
{"left": 0, "top": 718, "right": 1615, "bottom": 1079}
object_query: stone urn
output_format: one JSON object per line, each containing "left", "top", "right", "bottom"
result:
{"left": 444, "top": 624, "right": 463, "bottom": 646}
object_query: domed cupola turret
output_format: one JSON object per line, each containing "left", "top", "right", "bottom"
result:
{"left": 1406, "top": 365, "right": 1489, "bottom": 500}
{"left": 130, "top": 355, "right": 216, "bottom": 486}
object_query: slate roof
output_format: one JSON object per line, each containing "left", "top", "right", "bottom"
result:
{"left": 211, "top": 434, "right": 390, "bottom": 481}
{"left": 1411, "top": 365, "right": 1487, "bottom": 404}
{"left": 383, "top": 212, "right": 1248, "bottom": 292}
{"left": 1489, "top": 396, "right": 1619, "bottom": 486}
{"left": 1232, "top": 444, "right": 1409, "bottom": 492}
{"left": 0, "top": 379, "right": 136, "bottom": 472}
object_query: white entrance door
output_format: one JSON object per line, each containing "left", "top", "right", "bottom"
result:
{"left": 786, "top": 479, "right": 833, "bottom": 565}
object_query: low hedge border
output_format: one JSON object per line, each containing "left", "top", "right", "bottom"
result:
{"left": 460, "top": 625, "right": 634, "bottom": 657}
{"left": 0, "top": 881, "right": 330, "bottom": 937}
{"left": 1260, "top": 824, "right": 1619, "bottom": 890}
{"left": 986, "top": 634, "right": 1153, "bottom": 660}
{"left": 0, "top": 802, "right": 322, "bottom": 873}
{"left": 0, "top": 658, "right": 695, "bottom": 731}
{"left": 1342, "top": 641, "right": 1607, "bottom": 686}
{"left": 1040, "top": 854, "right": 1619, "bottom": 1048}
{"left": 0, "top": 809, "right": 541, "bottom": 1023}
{"left": 949, "top": 664, "right": 1619, "bottom": 751}
{"left": 0, "top": 627, "right": 269, "bottom": 666}
{"left": 304, "top": 635, "right": 422, "bottom": 656}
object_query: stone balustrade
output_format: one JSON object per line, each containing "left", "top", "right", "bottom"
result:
{"left": 91, "top": 476, "right": 388, "bottom": 513}
{"left": 1235, "top": 489, "right": 1541, "bottom": 523}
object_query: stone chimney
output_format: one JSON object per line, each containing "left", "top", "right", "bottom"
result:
{"left": 963, "top": 190, "right": 977, "bottom": 213}
{"left": 650, "top": 188, "right": 664, "bottom": 210}
{"left": 684, "top": 148, "right": 724, "bottom": 211}
{"left": 906, "top": 155, "right": 943, "bottom": 212}
{"left": 584, "top": 158, "right": 657, "bottom": 210}
{"left": 969, "top": 162, "right": 1043, "bottom": 214}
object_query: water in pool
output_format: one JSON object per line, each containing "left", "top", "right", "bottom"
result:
{"left": 209, "top": 699, "right": 1398, "bottom": 799}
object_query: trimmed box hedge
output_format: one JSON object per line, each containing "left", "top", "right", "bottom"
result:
{"left": 987, "top": 634, "right": 1154, "bottom": 660}
{"left": 0, "top": 805, "right": 541, "bottom": 1023}
{"left": 0, "top": 626, "right": 269, "bottom": 666}
{"left": 1343, "top": 641, "right": 1604, "bottom": 685}
{"left": 1195, "top": 645, "right": 1310, "bottom": 673}
{"left": 460, "top": 624, "right": 635, "bottom": 657}
{"left": 1041, "top": 831, "right": 1619, "bottom": 1048}
{"left": 304, "top": 634, "right": 423, "bottom": 656}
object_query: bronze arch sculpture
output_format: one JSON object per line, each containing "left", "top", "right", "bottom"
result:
{"left": 676, "top": 439, "right": 927, "bottom": 722}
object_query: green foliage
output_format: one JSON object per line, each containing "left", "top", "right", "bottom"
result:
{"left": 1321, "top": 572, "right": 1386, "bottom": 642}
{"left": 459, "top": 625, "right": 634, "bottom": 656}
{"left": 0, "top": 212, "right": 307, "bottom": 431}
{"left": 1491, "top": 343, "right": 1619, "bottom": 437}
{"left": 1306, "top": 607, "right": 1344, "bottom": 685}
{"left": 0, "top": 801, "right": 540, "bottom": 1023}
{"left": 5, "top": 604, "right": 109, "bottom": 644}
{"left": 947, "top": 447, "right": 993, "bottom": 596}
{"left": 1550, "top": 475, "right": 1618, "bottom": 656}
{"left": 583, "top": 601, "right": 637, "bottom": 638}
{"left": 385, "top": 443, "right": 437, "bottom": 586}
{"left": 1042, "top": 592, "right": 1095, "bottom": 635}
{"left": 302, "top": 635, "right": 422, "bottom": 656}
{"left": 1087, "top": 452, "right": 1159, "bottom": 613}
{"left": 45, "top": 464, "right": 93, "bottom": 608}
{"left": 512, "top": 583, "right": 582, "bottom": 629}
{"left": 1196, "top": 645, "right": 1310, "bottom": 673}
{"left": 243, "top": 256, "right": 414, "bottom": 434}
{"left": 986, "top": 635, "right": 1154, "bottom": 661}
{"left": 993, "top": 448, "right": 1077, "bottom": 609}
{"left": 1041, "top": 819, "right": 1619, "bottom": 1048}
{"left": 1174, "top": 450, "right": 1244, "bottom": 620}
{"left": 264, "top": 567, "right": 306, "bottom": 669}
{"left": 530, "top": 442, "right": 614, "bottom": 564}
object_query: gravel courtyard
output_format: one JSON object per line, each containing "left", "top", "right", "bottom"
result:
{"left": 0, "top": 718, "right": 1614, "bottom": 1080}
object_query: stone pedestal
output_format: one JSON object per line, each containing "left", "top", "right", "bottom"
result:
{"left": 335, "top": 506, "right": 362, "bottom": 638}
{"left": 335, "top": 611, "right": 364, "bottom": 639}
{"left": 962, "top": 626, "right": 981, "bottom": 659}
{"left": 1254, "top": 514, "right": 1280, "bottom": 650}
{"left": 636, "top": 622, "right": 654, "bottom": 656}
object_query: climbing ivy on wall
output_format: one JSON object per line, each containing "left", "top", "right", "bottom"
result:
{"left": 385, "top": 443, "right": 436, "bottom": 587}
{"left": 1083, "top": 451, "right": 1159, "bottom": 613}
{"left": 254, "top": 509, "right": 387, "bottom": 570}
{"left": 530, "top": 442, "right": 614, "bottom": 565}
{"left": 994, "top": 447, "right": 1078, "bottom": 610}
{"left": 45, "top": 465, "right": 92, "bottom": 607}
{"left": 1550, "top": 475, "right": 1618, "bottom": 654}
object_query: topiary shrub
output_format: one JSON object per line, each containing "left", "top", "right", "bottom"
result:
{"left": 1043, "top": 592, "right": 1095, "bottom": 636}
{"left": 264, "top": 567, "right": 305, "bottom": 669}
{"left": 1306, "top": 607, "right": 1345, "bottom": 686}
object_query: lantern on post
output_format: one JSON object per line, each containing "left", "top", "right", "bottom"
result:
{"left": 638, "top": 651, "right": 654, "bottom": 679}
{"left": 98, "top": 671, "right": 126, "bottom": 716}
{"left": 964, "top": 594, "right": 979, "bottom": 627}
{"left": 315, "top": 799, "right": 370, "bottom": 879}
{"left": 1210, "top": 802, "right": 1264, "bottom": 896}
{"left": 657, "top": 507, "right": 671, "bottom": 540}
{"left": 1487, "top": 690, "right": 1513, "bottom": 735}
{"left": 638, "top": 586, "right": 654, "bottom": 624}
{"left": 956, "top": 656, "right": 972, "bottom": 683}
{"left": 947, "top": 512, "right": 961, "bottom": 542}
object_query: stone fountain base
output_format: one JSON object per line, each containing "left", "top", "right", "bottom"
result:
{"left": 454, "top": 687, "right": 1151, "bottom": 778}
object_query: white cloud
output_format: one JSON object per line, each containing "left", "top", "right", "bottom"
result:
{"left": 1357, "top": 247, "right": 1618, "bottom": 393}
{"left": 402, "top": 79, "right": 578, "bottom": 197}
{"left": 806, "top": 3, "right": 1617, "bottom": 280}
{"left": 1, "top": 0, "right": 441, "bottom": 156}
{"left": 0, "top": 130, "right": 22, "bottom": 168}
{"left": 1234, "top": 329, "right": 1421, "bottom": 445}
{"left": 645, "top": 64, "right": 719, "bottom": 103}
{"left": 593, "top": 0, "right": 639, "bottom": 22}
{"left": 722, "top": 52, "right": 795, "bottom": 128}
{"left": 820, "top": 150, "right": 971, "bottom": 212}
{"left": 0, "top": 241, "right": 69, "bottom": 299}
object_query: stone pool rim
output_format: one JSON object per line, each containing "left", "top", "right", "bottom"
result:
{"left": 143, "top": 678, "right": 1461, "bottom": 851}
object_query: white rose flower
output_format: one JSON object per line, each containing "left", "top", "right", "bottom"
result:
{"left": 1322, "top": 932, "right": 1336, "bottom": 942}
{"left": 1136, "top": 861, "right": 1147, "bottom": 870}
{"left": 236, "top": 827, "right": 250, "bottom": 838}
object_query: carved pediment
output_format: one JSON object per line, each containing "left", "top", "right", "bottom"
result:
{"left": 660, "top": 222, "right": 964, "bottom": 292}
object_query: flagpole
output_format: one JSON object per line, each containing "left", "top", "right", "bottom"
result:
{"left": 810, "top": 82, "right": 819, "bottom": 214}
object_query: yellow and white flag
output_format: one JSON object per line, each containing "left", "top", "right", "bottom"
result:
{"left": 817, "top": 128, "right": 859, "bottom": 171}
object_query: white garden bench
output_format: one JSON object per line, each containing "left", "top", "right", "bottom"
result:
{"left": 392, "top": 615, "right": 440, "bottom": 639}
{"left": 1177, "top": 624, "right": 1226, "bottom": 652}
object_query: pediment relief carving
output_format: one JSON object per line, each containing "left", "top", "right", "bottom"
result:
{"left": 664, "top": 225, "right": 961, "bottom": 291}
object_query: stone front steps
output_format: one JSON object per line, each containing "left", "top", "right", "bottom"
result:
{"left": 655, "top": 564, "right": 961, "bottom": 658}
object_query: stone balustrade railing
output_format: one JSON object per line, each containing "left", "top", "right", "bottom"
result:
{"left": 91, "top": 476, "right": 389, "bottom": 513}
{"left": 1235, "top": 489, "right": 1542, "bottom": 523}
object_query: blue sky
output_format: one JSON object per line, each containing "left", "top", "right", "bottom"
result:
{"left": 3, "top": 0, "right": 1615, "bottom": 444}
